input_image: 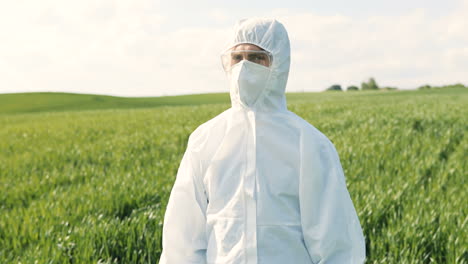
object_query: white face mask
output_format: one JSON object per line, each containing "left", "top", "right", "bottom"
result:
{"left": 229, "top": 60, "right": 271, "bottom": 107}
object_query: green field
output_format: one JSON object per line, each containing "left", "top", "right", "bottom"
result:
{"left": 0, "top": 88, "right": 467, "bottom": 263}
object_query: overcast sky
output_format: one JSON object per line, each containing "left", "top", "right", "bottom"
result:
{"left": 0, "top": 0, "right": 467, "bottom": 97}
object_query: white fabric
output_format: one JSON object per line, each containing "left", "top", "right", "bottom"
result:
{"left": 159, "top": 17, "right": 366, "bottom": 264}
{"left": 230, "top": 60, "right": 271, "bottom": 107}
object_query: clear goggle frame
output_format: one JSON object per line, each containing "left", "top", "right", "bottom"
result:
{"left": 221, "top": 49, "right": 273, "bottom": 71}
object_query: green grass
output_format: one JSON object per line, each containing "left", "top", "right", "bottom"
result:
{"left": 1, "top": 87, "right": 461, "bottom": 114}
{"left": 0, "top": 92, "right": 231, "bottom": 114}
{"left": 0, "top": 87, "right": 467, "bottom": 263}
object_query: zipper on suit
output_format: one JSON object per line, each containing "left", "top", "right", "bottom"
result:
{"left": 244, "top": 110, "right": 258, "bottom": 263}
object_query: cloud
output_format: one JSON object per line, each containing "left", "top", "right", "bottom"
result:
{"left": 274, "top": 3, "right": 468, "bottom": 91}
{"left": 0, "top": 0, "right": 230, "bottom": 96}
{"left": 205, "top": 2, "right": 468, "bottom": 91}
{"left": 0, "top": 0, "right": 467, "bottom": 96}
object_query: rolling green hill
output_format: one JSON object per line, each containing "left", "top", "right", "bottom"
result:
{"left": 0, "top": 87, "right": 464, "bottom": 114}
{"left": 0, "top": 92, "right": 230, "bottom": 114}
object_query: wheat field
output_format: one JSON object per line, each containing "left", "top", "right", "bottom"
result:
{"left": 0, "top": 88, "right": 466, "bottom": 263}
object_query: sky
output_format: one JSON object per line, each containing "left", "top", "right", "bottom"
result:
{"left": 0, "top": 0, "right": 467, "bottom": 97}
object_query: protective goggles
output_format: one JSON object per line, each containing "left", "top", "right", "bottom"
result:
{"left": 221, "top": 50, "right": 273, "bottom": 71}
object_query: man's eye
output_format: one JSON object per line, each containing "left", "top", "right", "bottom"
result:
{"left": 249, "top": 55, "right": 266, "bottom": 61}
{"left": 232, "top": 55, "right": 242, "bottom": 61}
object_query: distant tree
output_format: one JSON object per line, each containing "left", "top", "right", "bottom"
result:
{"left": 440, "top": 83, "right": 466, "bottom": 89}
{"left": 326, "top": 84, "right": 342, "bottom": 91}
{"left": 423, "top": 83, "right": 466, "bottom": 90}
{"left": 368, "top": 78, "right": 379, "bottom": 90}
{"left": 361, "top": 77, "right": 379, "bottom": 90}
{"left": 381, "top": 86, "right": 398, "bottom": 91}
{"left": 418, "top": 84, "right": 431, "bottom": 90}
{"left": 361, "top": 82, "right": 368, "bottom": 90}
{"left": 347, "top": 85, "right": 359, "bottom": 91}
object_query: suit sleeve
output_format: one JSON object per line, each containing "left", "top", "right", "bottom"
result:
{"left": 299, "top": 136, "right": 366, "bottom": 264}
{"left": 159, "top": 147, "right": 208, "bottom": 264}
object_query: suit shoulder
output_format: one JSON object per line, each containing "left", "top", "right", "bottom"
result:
{"left": 285, "top": 110, "right": 331, "bottom": 145}
{"left": 187, "top": 108, "right": 231, "bottom": 151}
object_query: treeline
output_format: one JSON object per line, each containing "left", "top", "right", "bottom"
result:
{"left": 416, "top": 83, "right": 467, "bottom": 90}
{"left": 325, "top": 78, "right": 467, "bottom": 92}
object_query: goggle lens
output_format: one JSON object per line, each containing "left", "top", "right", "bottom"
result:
{"left": 221, "top": 50, "right": 273, "bottom": 71}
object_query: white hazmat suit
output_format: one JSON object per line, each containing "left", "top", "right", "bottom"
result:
{"left": 159, "top": 18, "right": 366, "bottom": 264}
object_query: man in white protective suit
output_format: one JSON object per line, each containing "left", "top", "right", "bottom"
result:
{"left": 159, "top": 17, "right": 366, "bottom": 264}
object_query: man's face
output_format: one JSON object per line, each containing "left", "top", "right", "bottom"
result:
{"left": 229, "top": 44, "right": 271, "bottom": 68}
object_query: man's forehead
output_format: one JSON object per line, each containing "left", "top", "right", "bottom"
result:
{"left": 232, "top": 43, "right": 264, "bottom": 51}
